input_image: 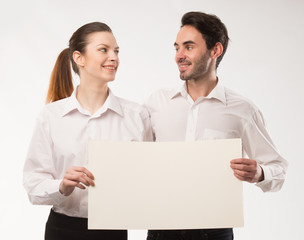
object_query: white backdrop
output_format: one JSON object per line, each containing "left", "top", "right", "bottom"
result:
{"left": 1, "top": 0, "right": 303, "bottom": 239}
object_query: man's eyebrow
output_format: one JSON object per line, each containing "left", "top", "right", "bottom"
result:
{"left": 174, "top": 41, "right": 195, "bottom": 47}
{"left": 183, "top": 40, "right": 195, "bottom": 45}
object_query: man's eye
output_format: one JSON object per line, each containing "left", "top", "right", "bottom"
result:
{"left": 186, "top": 46, "right": 193, "bottom": 50}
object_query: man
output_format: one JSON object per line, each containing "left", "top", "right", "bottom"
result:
{"left": 145, "top": 11, "right": 288, "bottom": 240}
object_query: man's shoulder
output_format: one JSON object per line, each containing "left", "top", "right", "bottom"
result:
{"left": 144, "top": 87, "right": 177, "bottom": 109}
{"left": 224, "top": 87, "right": 260, "bottom": 114}
{"left": 149, "top": 88, "right": 177, "bottom": 99}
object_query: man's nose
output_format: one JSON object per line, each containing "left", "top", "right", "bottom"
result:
{"left": 176, "top": 49, "right": 186, "bottom": 60}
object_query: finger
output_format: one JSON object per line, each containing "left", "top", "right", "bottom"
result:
{"left": 233, "top": 172, "right": 253, "bottom": 182}
{"left": 77, "top": 168, "right": 95, "bottom": 186}
{"left": 230, "top": 163, "right": 257, "bottom": 172}
{"left": 72, "top": 166, "right": 95, "bottom": 180}
{"left": 82, "top": 168, "right": 95, "bottom": 180}
{"left": 66, "top": 168, "right": 92, "bottom": 181}
{"left": 64, "top": 171, "right": 92, "bottom": 187}
{"left": 76, "top": 171, "right": 96, "bottom": 187}
{"left": 74, "top": 172, "right": 93, "bottom": 187}
{"left": 60, "top": 180, "right": 79, "bottom": 196}
{"left": 230, "top": 158, "right": 256, "bottom": 165}
{"left": 64, "top": 167, "right": 95, "bottom": 187}
{"left": 233, "top": 169, "right": 255, "bottom": 179}
{"left": 81, "top": 173, "right": 95, "bottom": 187}
{"left": 63, "top": 179, "right": 86, "bottom": 190}
{"left": 62, "top": 179, "right": 78, "bottom": 187}
{"left": 75, "top": 182, "right": 86, "bottom": 190}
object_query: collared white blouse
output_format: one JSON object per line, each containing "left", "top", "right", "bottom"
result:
{"left": 23, "top": 87, "right": 153, "bottom": 218}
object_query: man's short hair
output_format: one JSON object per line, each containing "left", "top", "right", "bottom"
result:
{"left": 181, "top": 11, "right": 229, "bottom": 68}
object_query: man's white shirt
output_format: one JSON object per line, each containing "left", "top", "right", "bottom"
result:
{"left": 145, "top": 82, "right": 287, "bottom": 192}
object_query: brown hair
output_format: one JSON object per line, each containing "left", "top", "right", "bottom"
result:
{"left": 46, "top": 22, "right": 112, "bottom": 103}
{"left": 181, "top": 11, "right": 229, "bottom": 69}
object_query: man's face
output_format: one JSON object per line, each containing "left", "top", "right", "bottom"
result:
{"left": 174, "top": 25, "right": 211, "bottom": 81}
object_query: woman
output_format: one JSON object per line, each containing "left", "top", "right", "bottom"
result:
{"left": 23, "top": 22, "right": 152, "bottom": 240}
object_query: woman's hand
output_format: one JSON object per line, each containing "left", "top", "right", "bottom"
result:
{"left": 59, "top": 166, "right": 95, "bottom": 196}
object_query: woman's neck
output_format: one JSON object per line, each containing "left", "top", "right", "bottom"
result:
{"left": 76, "top": 82, "right": 109, "bottom": 115}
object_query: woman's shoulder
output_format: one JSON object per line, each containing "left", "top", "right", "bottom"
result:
{"left": 37, "top": 97, "right": 70, "bottom": 119}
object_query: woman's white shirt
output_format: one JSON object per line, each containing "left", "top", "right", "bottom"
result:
{"left": 23, "top": 87, "right": 153, "bottom": 218}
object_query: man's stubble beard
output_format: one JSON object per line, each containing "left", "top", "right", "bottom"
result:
{"left": 179, "top": 52, "right": 210, "bottom": 81}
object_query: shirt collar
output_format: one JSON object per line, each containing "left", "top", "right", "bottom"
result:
{"left": 102, "top": 89, "right": 124, "bottom": 117}
{"left": 61, "top": 86, "right": 124, "bottom": 117}
{"left": 170, "top": 81, "right": 227, "bottom": 105}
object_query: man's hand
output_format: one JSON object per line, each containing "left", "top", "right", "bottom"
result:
{"left": 230, "top": 158, "right": 264, "bottom": 183}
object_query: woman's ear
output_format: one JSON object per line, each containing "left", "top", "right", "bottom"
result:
{"left": 211, "top": 42, "right": 223, "bottom": 60}
{"left": 73, "top": 51, "right": 85, "bottom": 67}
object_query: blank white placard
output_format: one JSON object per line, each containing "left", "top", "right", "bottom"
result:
{"left": 88, "top": 139, "right": 243, "bottom": 229}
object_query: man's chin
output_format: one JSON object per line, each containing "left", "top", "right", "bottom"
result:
{"left": 180, "top": 73, "right": 188, "bottom": 81}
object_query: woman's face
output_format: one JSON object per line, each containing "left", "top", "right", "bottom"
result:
{"left": 79, "top": 31, "right": 119, "bottom": 84}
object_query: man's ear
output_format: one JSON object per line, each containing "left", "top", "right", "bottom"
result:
{"left": 73, "top": 51, "right": 85, "bottom": 67}
{"left": 211, "top": 42, "right": 223, "bottom": 60}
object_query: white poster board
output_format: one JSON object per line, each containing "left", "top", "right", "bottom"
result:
{"left": 88, "top": 139, "right": 243, "bottom": 229}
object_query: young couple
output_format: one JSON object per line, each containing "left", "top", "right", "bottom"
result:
{"left": 23, "top": 11, "right": 287, "bottom": 240}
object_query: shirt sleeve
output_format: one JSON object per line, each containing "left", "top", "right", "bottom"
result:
{"left": 143, "top": 96, "right": 157, "bottom": 142}
{"left": 241, "top": 109, "right": 288, "bottom": 192}
{"left": 138, "top": 106, "right": 154, "bottom": 142}
{"left": 23, "top": 110, "right": 67, "bottom": 205}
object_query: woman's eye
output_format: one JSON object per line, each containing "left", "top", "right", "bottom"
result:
{"left": 114, "top": 49, "right": 119, "bottom": 54}
{"left": 100, "top": 48, "right": 107, "bottom": 52}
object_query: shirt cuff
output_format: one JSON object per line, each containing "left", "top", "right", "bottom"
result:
{"left": 255, "top": 165, "right": 271, "bottom": 191}
{"left": 47, "top": 179, "right": 67, "bottom": 205}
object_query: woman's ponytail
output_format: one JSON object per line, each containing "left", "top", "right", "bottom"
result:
{"left": 46, "top": 48, "right": 74, "bottom": 103}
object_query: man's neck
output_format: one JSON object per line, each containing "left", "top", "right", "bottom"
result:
{"left": 186, "top": 75, "right": 218, "bottom": 102}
